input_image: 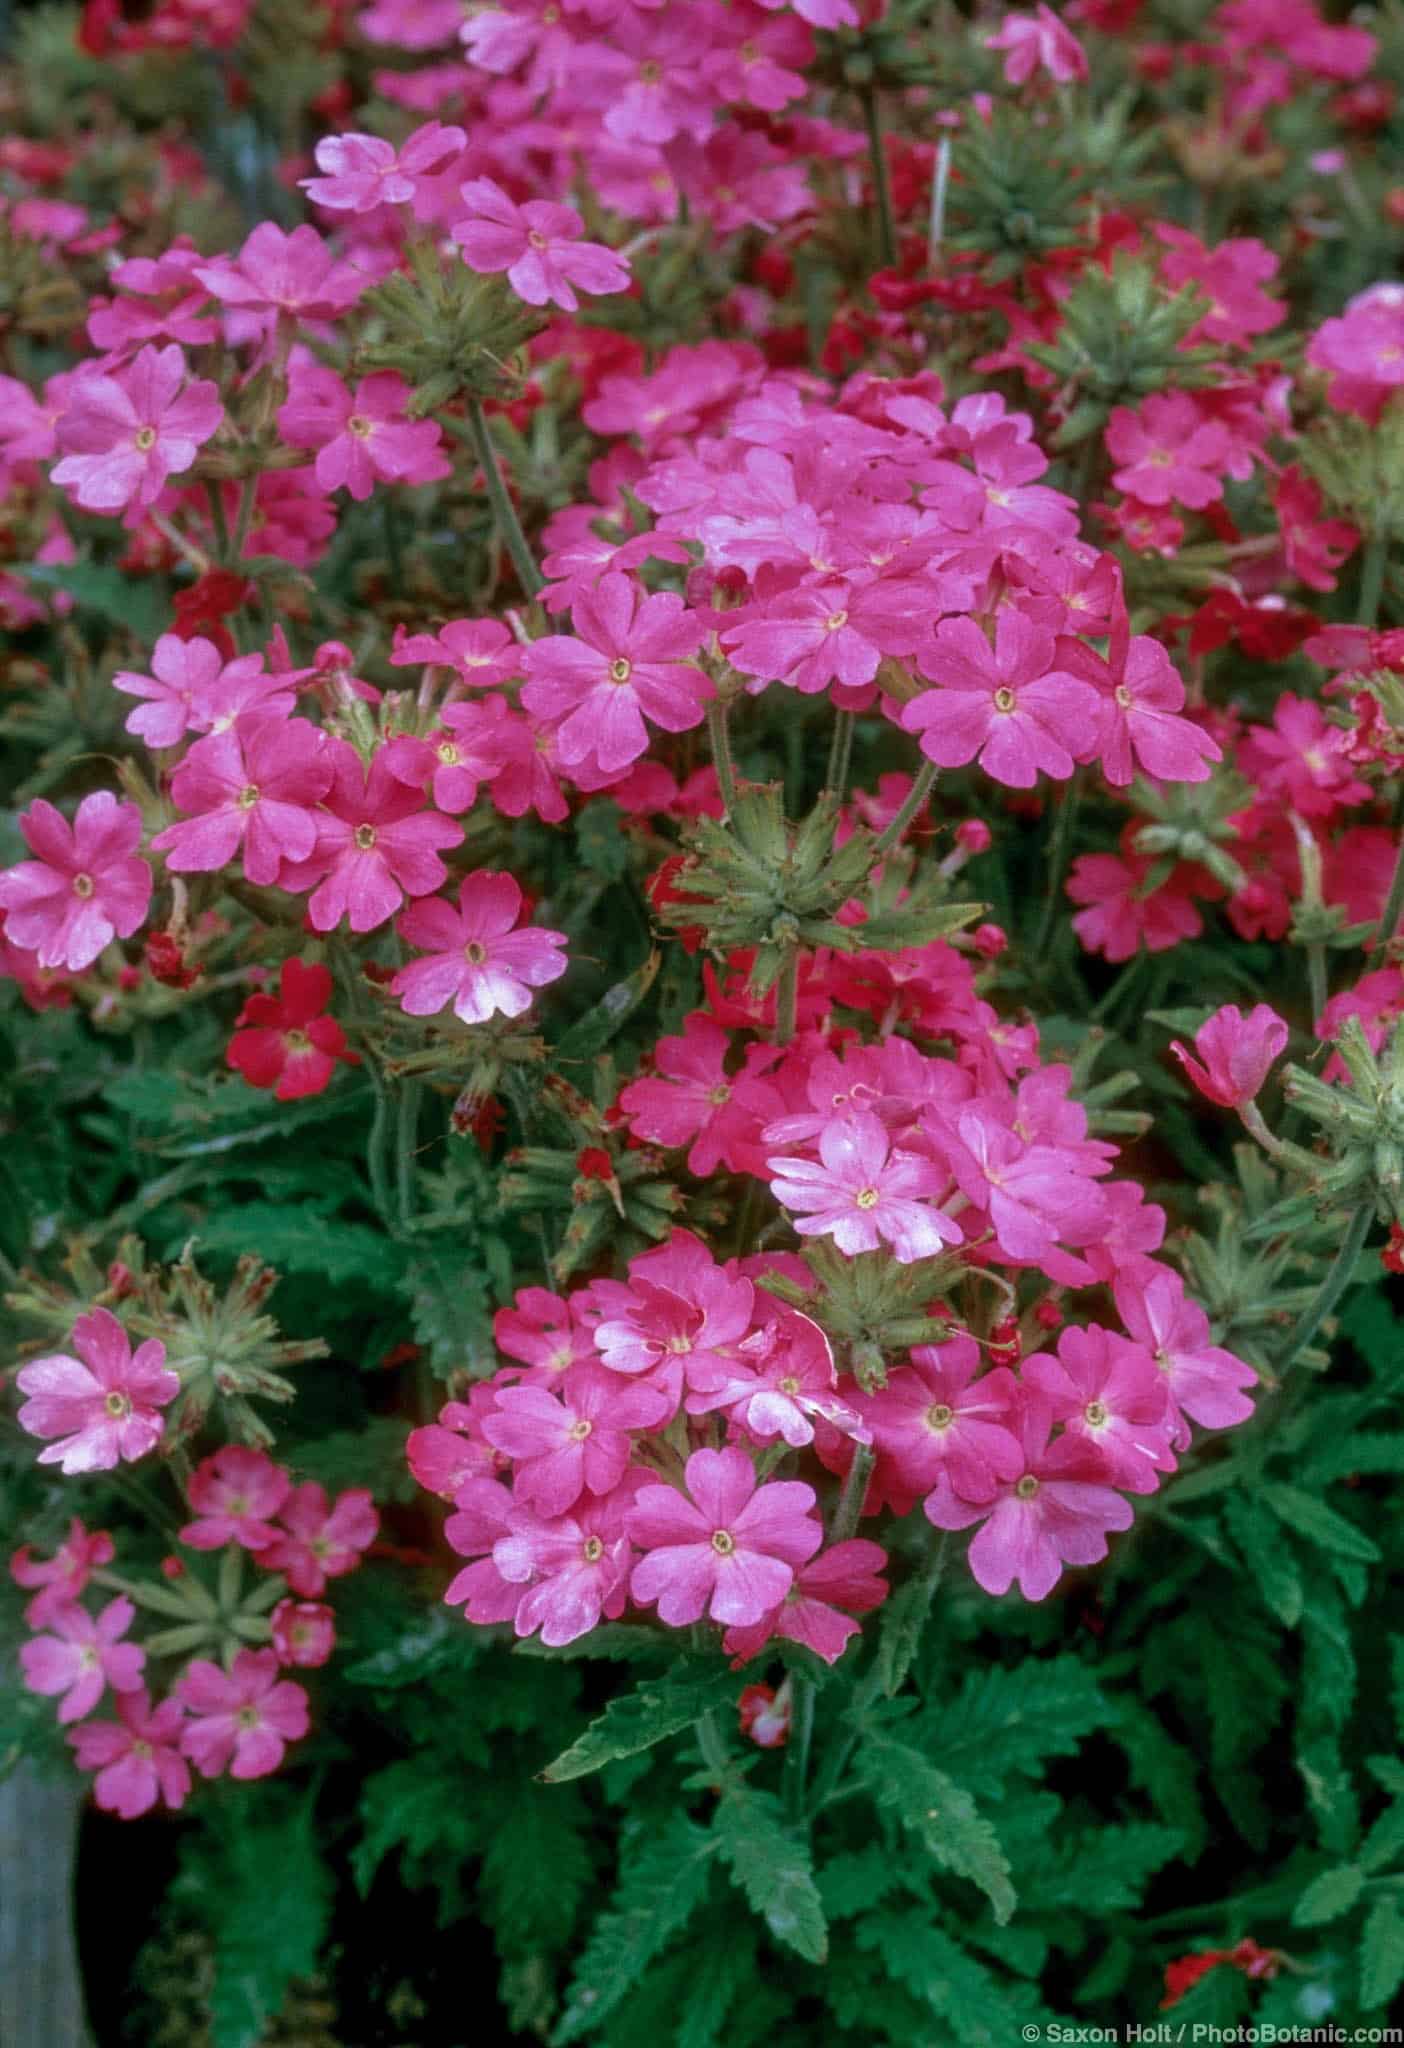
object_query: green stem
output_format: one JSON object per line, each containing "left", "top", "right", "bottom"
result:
{"left": 783, "top": 1677, "right": 816, "bottom": 1825}
{"left": 1376, "top": 819, "right": 1404, "bottom": 953}
{"left": 871, "top": 759, "right": 938, "bottom": 859}
{"left": 383, "top": 490, "right": 406, "bottom": 593}
{"left": 860, "top": 84, "right": 897, "bottom": 271}
{"left": 1032, "top": 770, "right": 1082, "bottom": 964}
{"left": 824, "top": 709, "right": 856, "bottom": 797}
{"left": 395, "top": 1081, "right": 421, "bottom": 1230}
{"left": 366, "top": 1064, "right": 396, "bottom": 1225}
{"left": 1357, "top": 530, "right": 1388, "bottom": 627}
{"left": 696, "top": 1708, "right": 732, "bottom": 1784}
{"left": 229, "top": 473, "right": 259, "bottom": 566}
{"left": 706, "top": 700, "right": 740, "bottom": 817}
{"left": 774, "top": 946, "right": 800, "bottom": 1046}
{"left": 1276, "top": 1200, "right": 1374, "bottom": 1375}
{"left": 830, "top": 1443, "right": 875, "bottom": 1548}
{"left": 465, "top": 399, "right": 544, "bottom": 598}
{"left": 1306, "top": 942, "right": 1328, "bottom": 1033}
{"left": 204, "top": 479, "right": 231, "bottom": 560}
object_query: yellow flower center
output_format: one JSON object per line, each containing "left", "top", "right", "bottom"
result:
{"left": 238, "top": 784, "right": 260, "bottom": 810}
{"left": 824, "top": 610, "right": 849, "bottom": 632}
{"left": 437, "top": 741, "right": 459, "bottom": 765}
{"left": 779, "top": 1376, "right": 801, "bottom": 1395}
{"left": 1114, "top": 685, "right": 1132, "bottom": 708}
{"left": 568, "top": 1417, "right": 593, "bottom": 1441}
{"left": 235, "top": 1705, "right": 261, "bottom": 1729}
{"left": 72, "top": 873, "right": 95, "bottom": 899}
{"left": 707, "top": 1084, "right": 731, "bottom": 1105}
{"left": 582, "top": 1535, "right": 604, "bottom": 1562}
{"left": 354, "top": 823, "right": 377, "bottom": 850}
{"left": 926, "top": 1403, "right": 954, "bottom": 1432}
{"left": 854, "top": 1187, "right": 880, "bottom": 1210}
{"left": 993, "top": 687, "right": 1017, "bottom": 714}
{"left": 104, "top": 1390, "right": 131, "bottom": 1418}
{"left": 609, "top": 657, "right": 633, "bottom": 684}
{"left": 528, "top": 230, "right": 549, "bottom": 249}
{"left": 347, "top": 414, "right": 374, "bottom": 439}
{"left": 711, "top": 1529, "right": 736, "bottom": 1555}
{"left": 133, "top": 426, "right": 157, "bottom": 451}
{"left": 1084, "top": 1400, "right": 1109, "bottom": 1428}
{"left": 284, "top": 1028, "right": 311, "bottom": 1052}
{"left": 1015, "top": 1474, "right": 1040, "bottom": 1500}
{"left": 464, "top": 940, "right": 488, "bottom": 964}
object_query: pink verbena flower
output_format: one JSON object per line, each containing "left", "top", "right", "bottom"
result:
{"left": 407, "top": 1398, "right": 499, "bottom": 1502}
{"left": 177, "top": 1648, "right": 309, "bottom": 1779}
{"left": 722, "top": 577, "right": 929, "bottom": 697}
{"left": 1114, "top": 1264, "right": 1257, "bottom": 1434}
{"left": 1054, "top": 611, "right": 1220, "bottom": 787}
{"left": 722, "top": 1539, "right": 888, "bottom": 1665}
{"left": 283, "top": 741, "right": 462, "bottom": 934}
{"left": 591, "top": 1231, "right": 755, "bottom": 1401}
{"left": 1156, "top": 226, "right": 1284, "bottom": 350}
{"left": 112, "top": 635, "right": 295, "bottom": 750}
{"left": 21, "top": 1596, "right": 145, "bottom": 1724}
{"left": 392, "top": 870, "right": 569, "bottom": 1024}
{"left": 389, "top": 616, "right": 520, "bottom": 692}
{"left": 1068, "top": 848, "right": 1204, "bottom": 962}
{"left": 300, "top": 121, "right": 467, "bottom": 214}
{"left": 903, "top": 611, "right": 1100, "bottom": 789}
{"left": 11, "top": 1520, "right": 115, "bottom": 1629}
{"left": 226, "top": 957, "right": 360, "bottom": 1101}
{"left": 151, "top": 715, "right": 331, "bottom": 885}
{"left": 856, "top": 1336, "right": 1023, "bottom": 1509}
{"left": 925, "top": 1395, "right": 1134, "bottom": 1600}
{"left": 628, "top": 1446, "right": 822, "bottom": 1627}
{"left": 16, "top": 1308, "right": 177, "bottom": 1474}
{"left": 50, "top": 344, "right": 221, "bottom": 515}
{"left": 986, "top": 3, "right": 1088, "bottom": 83}
{"left": 521, "top": 571, "right": 708, "bottom": 774}
{"left": 193, "top": 222, "right": 367, "bottom": 320}
{"left": 482, "top": 1364, "right": 665, "bottom": 1517}
{"left": 617, "top": 1012, "right": 771, "bottom": 1175}
{"left": 1023, "top": 1323, "right": 1177, "bottom": 1495}
{"left": 767, "top": 1112, "right": 957, "bottom": 1263}
{"left": 1105, "top": 393, "right": 1231, "bottom": 511}
{"left": 492, "top": 1489, "right": 637, "bottom": 1648}
{"left": 0, "top": 792, "right": 151, "bottom": 972}
{"left": 453, "top": 178, "right": 630, "bottom": 312}
{"left": 1171, "top": 1003, "right": 1289, "bottom": 1108}
{"left": 261, "top": 1482, "right": 378, "bottom": 1597}
{"left": 277, "top": 366, "right": 450, "bottom": 502}
{"left": 496, "top": 1287, "right": 595, "bottom": 1376}
{"left": 68, "top": 1687, "right": 190, "bottom": 1817}
{"left": 179, "top": 1446, "right": 291, "bottom": 1551}
{"left": 270, "top": 1599, "right": 336, "bottom": 1669}
{"left": 443, "top": 1476, "right": 525, "bottom": 1626}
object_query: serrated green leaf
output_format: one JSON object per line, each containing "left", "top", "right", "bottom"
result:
{"left": 1360, "top": 1896, "right": 1404, "bottom": 2009}
{"left": 554, "top": 949, "right": 660, "bottom": 1064}
{"left": 939, "top": 1654, "right": 1109, "bottom": 1789}
{"left": 712, "top": 1786, "right": 827, "bottom": 1962}
{"left": 1261, "top": 1482, "right": 1380, "bottom": 1564}
{"left": 854, "top": 1731, "right": 1016, "bottom": 1923}
{"left": 192, "top": 1202, "right": 408, "bottom": 1289}
{"left": 24, "top": 559, "right": 168, "bottom": 639}
{"left": 1293, "top": 1863, "right": 1365, "bottom": 1926}
{"left": 855, "top": 1913, "right": 1044, "bottom": 2045}
{"left": 553, "top": 1816, "right": 714, "bottom": 2043}
{"left": 1223, "top": 1492, "right": 1304, "bottom": 1628}
{"left": 541, "top": 1661, "right": 740, "bottom": 1783}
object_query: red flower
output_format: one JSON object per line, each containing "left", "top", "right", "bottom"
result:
{"left": 226, "top": 958, "right": 359, "bottom": 1102}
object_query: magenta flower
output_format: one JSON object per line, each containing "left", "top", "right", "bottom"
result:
{"left": 68, "top": 1688, "right": 190, "bottom": 1818}
{"left": 986, "top": 3, "right": 1089, "bottom": 83}
{"left": 1170, "top": 1003, "right": 1289, "bottom": 1109}
{"left": 938, "top": 1106, "right": 1107, "bottom": 1267}
{"left": 0, "top": 792, "right": 151, "bottom": 972}
{"left": 483, "top": 1365, "right": 667, "bottom": 1517}
{"left": 226, "top": 957, "right": 360, "bottom": 1102}
{"left": 1023, "top": 1323, "right": 1177, "bottom": 1495}
{"left": 590, "top": 1230, "right": 755, "bottom": 1396}
{"left": 192, "top": 222, "right": 367, "bottom": 320}
{"left": 1068, "top": 849, "right": 1204, "bottom": 962}
{"left": 1054, "top": 612, "right": 1221, "bottom": 787}
{"left": 904, "top": 611, "right": 1100, "bottom": 789}
{"left": 300, "top": 121, "right": 466, "bottom": 215}
{"left": 495, "top": 1288, "right": 595, "bottom": 1376}
{"left": 618, "top": 1013, "right": 772, "bottom": 1177}
{"left": 177, "top": 1648, "right": 309, "bottom": 1780}
{"left": 925, "top": 1395, "right": 1134, "bottom": 1601}
{"left": 723, "top": 577, "right": 930, "bottom": 697}
{"left": 767, "top": 1112, "right": 958, "bottom": 1263}
{"left": 721, "top": 1540, "right": 889, "bottom": 1666}
{"left": 283, "top": 741, "right": 462, "bottom": 934}
{"left": 20, "top": 1597, "right": 145, "bottom": 1725}
{"left": 270, "top": 1599, "right": 336, "bottom": 1669}
{"left": 521, "top": 571, "right": 708, "bottom": 774}
{"left": 179, "top": 1446, "right": 292, "bottom": 1552}
{"left": 391, "top": 870, "right": 569, "bottom": 1025}
{"left": 493, "top": 1491, "right": 636, "bottom": 1649}
{"left": 261, "top": 1482, "right": 378, "bottom": 1597}
{"left": 152, "top": 714, "right": 332, "bottom": 886}
{"left": 11, "top": 1519, "right": 115, "bottom": 1629}
{"left": 857, "top": 1336, "right": 1024, "bottom": 1509}
{"left": 277, "top": 366, "right": 450, "bottom": 502}
{"left": 390, "top": 616, "right": 520, "bottom": 692}
{"left": 443, "top": 1477, "right": 527, "bottom": 1626}
{"left": 685, "top": 1306, "right": 868, "bottom": 1451}
{"left": 407, "top": 1398, "right": 498, "bottom": 1503}
{"left": 112, "top": 635, "right": 295, "bottom": 750}
{"left": 453, "top": 178, "right": 630, "bottom": 312}
{"left": 1113, "top": 1264, "right": 1257, "bottom": 1434}
{"left": 627, "top": 1446, "right": 822, "bottom": 1628}
{"left": 16, "top": 1308, "right": 177, "bottom": 1474}
{"left": 50, "top": 343, "right": 221, "bottom": 515}
{"left": 1105, "top": 392, "right": 1231, "bottom": 510}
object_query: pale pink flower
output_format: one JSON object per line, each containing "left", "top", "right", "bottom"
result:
{"left": 193, "top": 223, "right": 368, "bottom": 319}
{"left": 16, "top": 1308, "right": 177, "bottom": 1474}
{"left": 986, "top": 4, "right": 1089, "bottom": 84}
{"left": 300, "top": 121, "right": 467, "bottom": 215}
{"left": 590, "top": 1231, "right": 756, "bottom": 1397}
{"left": 1171, "top": 1003, "right": 1289, "bottom": 1108}
{"left": 904, "top": 611, "right": 1100, "bottom": 789}
{"left": 444, "top": 1476, "right": 526, "bottom": 1624}
{"left": 270, "top": 1599, "right": 336, "bottom": 1669}
{"left": 112, "top": 635, "right": 295, "bottom": 750}
{"left": 68, "top": 1688, "right": 190, "bottom": 1818}
{"left": 392, "top": 870, "right": 568, "bottom": 1024}
{"left": 492, "top": 1490, "right": 637, "bottom": 1648}
{"left": 282, "top": 740, "right": 462, "bottom": 934}
{"left": 521, "top": 571, "right": 708, "bottom": 774}
{"left": 482, "top": 1365, "right": 665, "bottom": 1517}
{"left": 0, "top": 792, "right": 151, "bottom": 972}
{"left": 628, "top": 1446, "right": 822, "bottom": 1628}
{"left": 152, "top": 715, "right": 331, "bottom": 885}
{"left": 177, "top": 1648, "right": 309, "bottom": 1779}
{"left": 767, "top": 1112, "right": 958, "bottom": 1262}
{"left": 1113, "top": 1264, "right": 1258, "bottom": 1435}
{"left": 21, "top": 1597, "right": 145, "bottom": 1724}
{"left": 50, "top": 344, "right": 221, "bottom": 515}
{"left": 1106, "top": 393, "right": 1231, "bottom": 510}
{"left": 11, "top": 1520, "right": 115, "bottom": 1629}
{"left": 277, "top": 366, "right": 450, "bottom": 502}
{"left": 856, "top": 1336, "right": 1023, "bottom": 1509}
{"left": 179, "top": 1446, "right": 291, "bottom": 1552}
{"left": 261, "top": 1482, "right": 378, "bottom": 1597}
{"left": 453, "top": 178, "right": 630, "bottom": 312}
{"left": 685, "top": 1306, "right": 867, "bottom": 1450}
{"left": 722, "top": 1540, "right": 888, "bottom": 1665}
{"left": 1023, "top": 1324, "right": 1177, "bottom": 1495}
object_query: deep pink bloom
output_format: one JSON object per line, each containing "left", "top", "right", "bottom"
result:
{"left": 495, "top": 1288, "right": 595, "bottom": 1376}
{"left": 1068, "top": 850, "right": 1205, "bottom": 962}
{"left": 270, "top": 1599, "right": 337, "bottom": 1669}
{"left": 1237, "top": 693, "right": 1371, "bottom": 819}
{"left": 179, "top": 1446, "right": 291, "bottom": 1552}
{"left": 482, "top": 1365, "right": 665, "bottom": 1516}
{"left": 20, "top": 1597, "right": 144, "bottom": 1724}
{"left": 1272, "top": 467, "right": 1357, "bottom": 594}
{"left": 282, "top": 741, "right": 462, "bottom": 934}
{"left": 685, "top": 1306, "right": 868, "bottom": 1450}
{"left": 1054, "top": 612, "right": 1220, "bottom": 787}
{"left": 11, "top": 1520, "right": 115, "bottom": 1629}
{"left": 986, "top": 3, "right": 1088, "bottom": 83}
{"left": 1171, "top": 1003, "right": 1289, "bottom": 1108}
{"left": 925, "top": 1395, "right": 1134, "bottom": 1601}
{"left": 617, "top": 1013, "right": 771, "bottom": 1175}
{"left": 226, "top": 957, "right": 360, "bottom": 1101}
{"left": 392, "top": 870, "right": 568, "bottom": 1024}
{"left": 591, "top": 1231, "right": 755, "bottom": 1400}
{"left": 443, "top": 1477, "right": 526, "bottom": 1626}
{"left": 193, "top": 222, "right": 367, "bottom": 319}
{"left": 521, "top": 571, "right": 708, "bottom": 774}
{"left": 389, "top": 616, "right": 520, "bottom": 692}
{"left": 277, "top": 366, "right": 450, "bottom": 502}
{"left": 857, "top": 1336, "right": 1023, "bottom": 1508}
{"left": 112, "top": 635, "right": 294, "bottom": 750}
{"left": 722, "top": 1540, "right": 889, "bottom": 1665}
{"left": 723, "top": 578, "right": 929, "bottom": 697}
{"left": 16, "top": 1308, "right": 177, "bottom": 1474}
{"left": 628, "top": 1446, "right": 822, "bottom": 1628}
{"left": 1023, "top": 1324, "right": 1177, "bottom": 1495}
{"left": 1156, "top": 226, "right": 1284, "bottom": 350}
{"left": 407, "top": 1398, "right": 499, "bottom": 1502}
{"left": 904, "top": 611, "right": 1100, "bottom": 789}
{"left": 492, "top": 1490, "right": 637, "bottom": 1648}
{"left": 300, "top": 122, "right": 466, "bottom": 214}
{"left": 50, "top": 344, "right": 221, "bottom": 514}
{"left": 152, "top": 715, "right": 331, "bottom": 885}
{"left": 177, "top": 1648, "right": 309, "bottom": 1779}
{"left": 68, "top": 1688, "right": 190, "bottom": 1817}
{"left": 261, "top": 1483, "right": 378, "bottom": 1597}
{"left": 453, "top": 178, "right": 630, "bottom": 312}
{"left": 1307, "top": 297, "right": 1404, "bottom": 423}
{"left": 1105, "top": 393, "right": 1231, "bottom": 511}
{"left": 0, "top": 792, "right": 151, "bottom": 972}
{"left": 937, "top": 1106, "right": 1107, "bottom": 1267}
{"left": 767, "top": 1112, "right": 958, "bottom": 1262}
{"left": 1113, "top": 1264, "right": 1257, "bottom": 1434}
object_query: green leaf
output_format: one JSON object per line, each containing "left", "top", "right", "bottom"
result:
{"left": 480, "top": 1779, "right": 593, "bottom": 1948}
{"left": 939, "top": 1654, "right": 1109, "bottom": 1789}
{"left": 554, "top": 949, "right": 660, "bottom": 1064}
{"left": 854, "top": 1731, "right": 1016, "bottom": 1923}
{"left": 540, "top": 1661, "right": 741, "bottom": 1783}
{"left": 553, "top": 1816, "right": 714, "bottom": 2043}
{"left": 403, "top": 1239, "right": 497, "bottom": 1378}
{"left": 855, "top": 1913, "right": 1044, "bottom": 2045}
{"left": 817, "top": 1847, "right": 907, "bottom": 1921}
{"left": 871, "top": 1545, "right": 945, "bottom": 1698}
{"left": 1360, "top": 1798, "right": 1404, "bottom": 1877}
{"left": 1223, "top": 1492, "right": 1304, "bottom": 1628}
{"left": 24, "top": 559, "right": 168, "bottom": 640}
{"left": 291, "top": 1417, "right": 417, "bottom": 1504}
{"left": 1261, "top": 1482, "right": 1380, "bottom": 1564}
{"left": 1360, "top": 1897, "right": 1404, "bottom": 2009}
{"left": 574, "top": 799, "right": 633, "bottom": 881}
{"left": 712, "top": 1786, "right": 828, "bottom": 1963}
{"left": 1292, "top": 1863, "right": 1365, "bottom": 1926}
{"left": 192, "top": 1202, "right": 408, "bottom": 1290}
{"left": 1016, "top": 1822, "right": 1183, "bottom": 1915}
{"left": 352, "top": 1756, "right": 478, "bottom": 1897}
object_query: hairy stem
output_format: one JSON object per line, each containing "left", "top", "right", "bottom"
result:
{"left": 1032, "top": 770, "right": 1082, "bottom": 964}
{"left": 830, "top": 1443, "right": 875, "bottom": 1548}
{"left": 861, "top": 84, "right": 897, "bottom": 271}
{"left": 707, "top": 699, "right": 740, "bottom": 817}
{"left": 824, "top": 708, "right": 856, "bottom": 797}
{"left": 871, "top": 758, "right": 938, "bottom": 859}
{"left": 1357, "top": 530, "right": 1388, "bottom": 627}
{"left": 465, "top": 398, "right": 544, "bottom": 598}
{"left": 774, "top": 946, "right": 800, "bottom": 1046}
{"left": 1276, "top": 1199, "right": 1374, "bottom": 1375}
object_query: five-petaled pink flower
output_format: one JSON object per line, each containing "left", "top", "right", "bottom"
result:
{"left": 392, "top": 870, "right": 569, "bottom": 1024}
{"left": 1105, "top": 392, "right": 1231, "bottom": 511}
{"left": 11, "top": 1519, "right": 115, "bottom": 1629}
{"left": 282, "top": 740, "right": 462, "bottom": 934}
{"left": 179, "top": 1446, "right": 292, "bottom": 1552}
{"left": 767, "top": 1112, "right": 957, "bottom": 1263}
{"left": 0, "top": 792, "right": 151, "bottom": 972}
{"left": 1054, "top": 608, "right": 1221, "bottom": 787}
{"left": 112, "top": 635, "right": 295, "bottom": 750}
{"left": 521, "top": 571, "right": 708, "bottom": 774}
{"left": 986, "top": 3, "right": 1089, "bottom": 84}
{"left": 483, "top": 1365, "right": 666, "bottom": 1517}
{"left": 1114, "top": 1265, "right": 1257, "bottom": 1435}
{"left": 722, "top": 1540, "right": 889, "bottom": 1666}
{"left": 152, "top": 714, "right": 332, "bottom": 885}
{"left": 50, "top": 343, "right": 222, "bottom": 515}
{"left": 271, "top": 1599, "right": 337, "bottom": 1669}
{"left": 277, "top": 366, "right": 450, "bottom": 502}
{"left": 1170, "top": 1003, "right": 1289, "bottom": 1108}
{"left": 21, "top": 1596, "right": 145, "bottom": 1724}
{"left": 226, "top": 957, "right": 360, "bottom": 1101}
{"left": 192, "top": 222, "right": 367, "bottom": 320}
{"left": 617, "top": 1012, "right": 768, "bottom": 1177}
{"left": 177, "top": 1648, "right": 310, "bottom": 1779}
{"left": 453, "top": 178, "right": 630, "bottom": 312}
{"left": 68, "top": 1687, "right": 190, "bottom": 1817}
{"left": 16, "top": 1307, "right": 178, "bottom": 1474}
{"left": 261, "top": 1482, "right": 378, "bottom": 1597}
{"left": 300, "top": 122, "right": 466, "bottom": 215}
{"left": 627, "top": 1446, "right": 823, "bottom": 1628}
{"left": 904, "top": 611, "right": 1100, "bottom": 789}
